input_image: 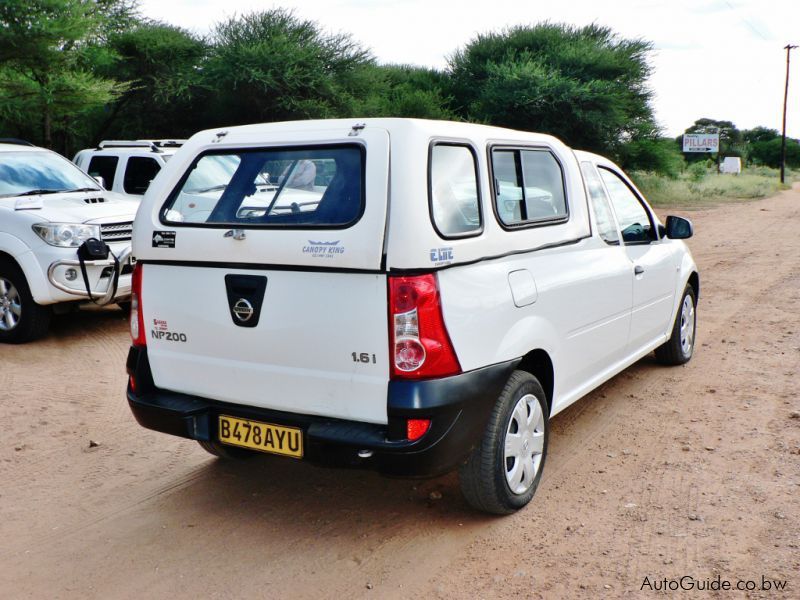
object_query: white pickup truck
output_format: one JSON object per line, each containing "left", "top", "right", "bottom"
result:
{"left": 0, "top": 140, "right": 137, "bottom": 343}
{"left": 125, "top": 119, "right": 698, "bottom": 514}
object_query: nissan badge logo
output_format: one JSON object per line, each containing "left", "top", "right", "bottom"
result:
{"left": 232, "top": 298, "right": 254, "bottom": 322}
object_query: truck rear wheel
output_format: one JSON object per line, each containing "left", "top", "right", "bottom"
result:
{"left": 0, "top": 259, "right": 51, "bottom": 344}
{"left": 459, "top": 370, "right": 549, "bottom": 514}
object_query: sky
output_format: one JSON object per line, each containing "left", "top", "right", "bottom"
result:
{"left": 138, "top": 0, "right": 800, "bottom": 139}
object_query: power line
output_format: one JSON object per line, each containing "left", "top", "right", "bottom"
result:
{"left": 721, "top": 0, "right": 770, "bottom": 41}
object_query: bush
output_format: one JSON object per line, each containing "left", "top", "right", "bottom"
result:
{"left": 617, "top": 137, "right": 684, "bottom": 178}
{"left": 749, "top": 138, "right": 800, "bottom": 168}
{"left": 630, "top": 166, "right": 795, "bottom": 207}
{"left": 687, "top": 161, "right": 707, "bottom": 183}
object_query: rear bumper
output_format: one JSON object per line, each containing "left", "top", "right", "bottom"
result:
{"left": 126, "top": 346, "right": 518, "bottom": 477}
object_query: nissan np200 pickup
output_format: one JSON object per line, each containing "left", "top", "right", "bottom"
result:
{"left": 126, "top": 119, "right": 698, "bottom": 514}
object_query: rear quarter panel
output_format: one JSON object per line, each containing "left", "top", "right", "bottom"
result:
{"left": 387, "top": 125, "right": 598, "bottom": 412}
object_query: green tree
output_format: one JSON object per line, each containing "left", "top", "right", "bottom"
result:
{"left": 92, "top": 22, "right": 207, "bottom": 141}
{"left": 684, "top": 118, "right": 741, "bottom": 144}
{"left": 0, "top": 0, "right": 135, "bottom": 150}
{"left": 203, "top": 9, "right": 372, "bottom": 125}
{"left": 356, "top": 64, "right": 454, "bottom": 119}
{"left": 447, "top": 23, "right": 656, "bottom": 154}
{"left": 681, "top": 118, "right": 745, "bottom": 162}
{"left": 749, "top": 137, "right": 800, "bottom": 168}
{"left": 742, "top": 126, "right": 779, "bottom": 144}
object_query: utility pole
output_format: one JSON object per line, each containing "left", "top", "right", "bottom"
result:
{"left": 780, "top": 44, "right": 797, "bottom": 184}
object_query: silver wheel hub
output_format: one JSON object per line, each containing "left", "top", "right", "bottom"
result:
{"left": 679, "top": 294, "right": 695, "bottom": 356}
{"left": 504, "top": 393, "right": 545, "bottom": 495}
{"left": 0, "top": 277, "right": 22, "bottom": 332}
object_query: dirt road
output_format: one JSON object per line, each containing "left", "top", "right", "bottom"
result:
{"left": 1, "top": 187, "right": 798, "bottom": 599}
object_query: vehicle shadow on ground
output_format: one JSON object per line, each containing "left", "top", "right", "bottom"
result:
{"left": 48, "top": 305, "right": 128, "bottom": 337}
{"left": 98, "top": 446, "right": 493, "bottom": 579}
{"left": 161, "top": 447, "right": 484, "bottom": 528}
{"left": 131, "top": 356, "right": 665, "bottom": 546}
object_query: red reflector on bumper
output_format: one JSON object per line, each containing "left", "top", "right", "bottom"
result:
{"left": 407, "top": 418, "right": 431, "bottom": 441}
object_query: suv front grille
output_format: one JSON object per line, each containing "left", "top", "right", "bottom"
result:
{"left": 100, "top": 221, "right": 133, "bottom": 243}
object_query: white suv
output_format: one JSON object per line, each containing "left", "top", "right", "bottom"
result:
{"left": 0, "top": 140, "right": 137, "bottom": 342}
{"left": 73, "top": 140, "right": 185, "bottom": 197}
{"left": 125, "top": 119, "right": 698, "bottom": 514}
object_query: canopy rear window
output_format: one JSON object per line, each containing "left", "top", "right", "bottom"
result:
{"left": 161, "top": 144, "right": 364, "bottom": 228}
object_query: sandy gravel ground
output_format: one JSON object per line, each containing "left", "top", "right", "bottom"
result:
{"left": 1, "top": 186, "right": 798, "bottom": 599}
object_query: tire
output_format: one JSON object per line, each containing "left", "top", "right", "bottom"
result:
{"left": 655, "top": 284, "right": 697, "bottom": 366}
{"left": 197, "top": 440, "right": 256, "bottom": 460}
{"left": 0, "top": 258, "right": 51, "bottom": 344}
{"left": 459, "top": 370, "right": 549, "bottom": 515}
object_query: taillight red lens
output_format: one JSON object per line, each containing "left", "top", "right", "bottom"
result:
{"left": 407, "top": 418, "right": 431, "bottom": 441}
{"left": 130, "top": 263, "right": 146, "bottom": 347}
{"left": 389, "top": 274, "right": 461, "bottom": 379}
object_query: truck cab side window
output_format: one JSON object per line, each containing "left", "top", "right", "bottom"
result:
{"left": 598, "top": 168, "right": 654, "bottom": 244}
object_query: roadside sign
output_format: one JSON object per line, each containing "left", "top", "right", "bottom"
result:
{"left": 683, "top": 133, "right": 719, "bottom": 153}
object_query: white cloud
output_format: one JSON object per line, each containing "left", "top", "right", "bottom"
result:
{"left": 139, "top": 0, "right": 800, "bottom": 138}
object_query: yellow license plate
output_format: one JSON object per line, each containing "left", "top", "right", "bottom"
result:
{"left": 218, "top": 415, "right": 303, "bottom": 458}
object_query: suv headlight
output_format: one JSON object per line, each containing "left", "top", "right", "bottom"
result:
{"left": 32, "top": 223, "right": 101, "bottom": 247}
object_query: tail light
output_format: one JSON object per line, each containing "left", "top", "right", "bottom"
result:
{"left": 388, "top": 274, "right": 460, "bottom": 379}
{"left": 130, "top": 263, "right": 146, "bottom": 347}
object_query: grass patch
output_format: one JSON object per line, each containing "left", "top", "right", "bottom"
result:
{"left": 629, "top": 166, "right": 799, "bottom": 208}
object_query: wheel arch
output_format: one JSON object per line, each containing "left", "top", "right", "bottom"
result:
{"left": 687, "top": 270, "right": 699, "bottom": 300}
{"left": 0, "top": 249, "right": 26, "bottom": 279}
{"left": 0, "top": 234, "right": 56, "bottom": 304}
{"left": 0, "top": 249, "right": 20, "bottom": 267}
{"left": 516, "top": 348, "right": 554, "bottom": 415}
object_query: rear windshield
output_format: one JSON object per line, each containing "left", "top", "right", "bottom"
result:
{"left": 161, "top": 145, "right": 364, "bottom": 228}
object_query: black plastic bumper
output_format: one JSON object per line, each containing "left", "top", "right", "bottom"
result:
{"left": 126, "top": 346, "right": 518, "bottom": 477}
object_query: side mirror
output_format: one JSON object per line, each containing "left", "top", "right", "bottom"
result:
{"left": 93, "top": 175, "right": 105, "bottom": 189}
{"left": 665, "top": 215, "right": 693, "bottom": 239}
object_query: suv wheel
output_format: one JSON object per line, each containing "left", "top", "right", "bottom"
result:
{"left": 0, "top": 259, "right": 51, "bottom": 343}
{"left": 459, "top": 370, "right": 549, "bottom": 514}
{"left": 655, "top": 284, "right": 696, "bottom": 365}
